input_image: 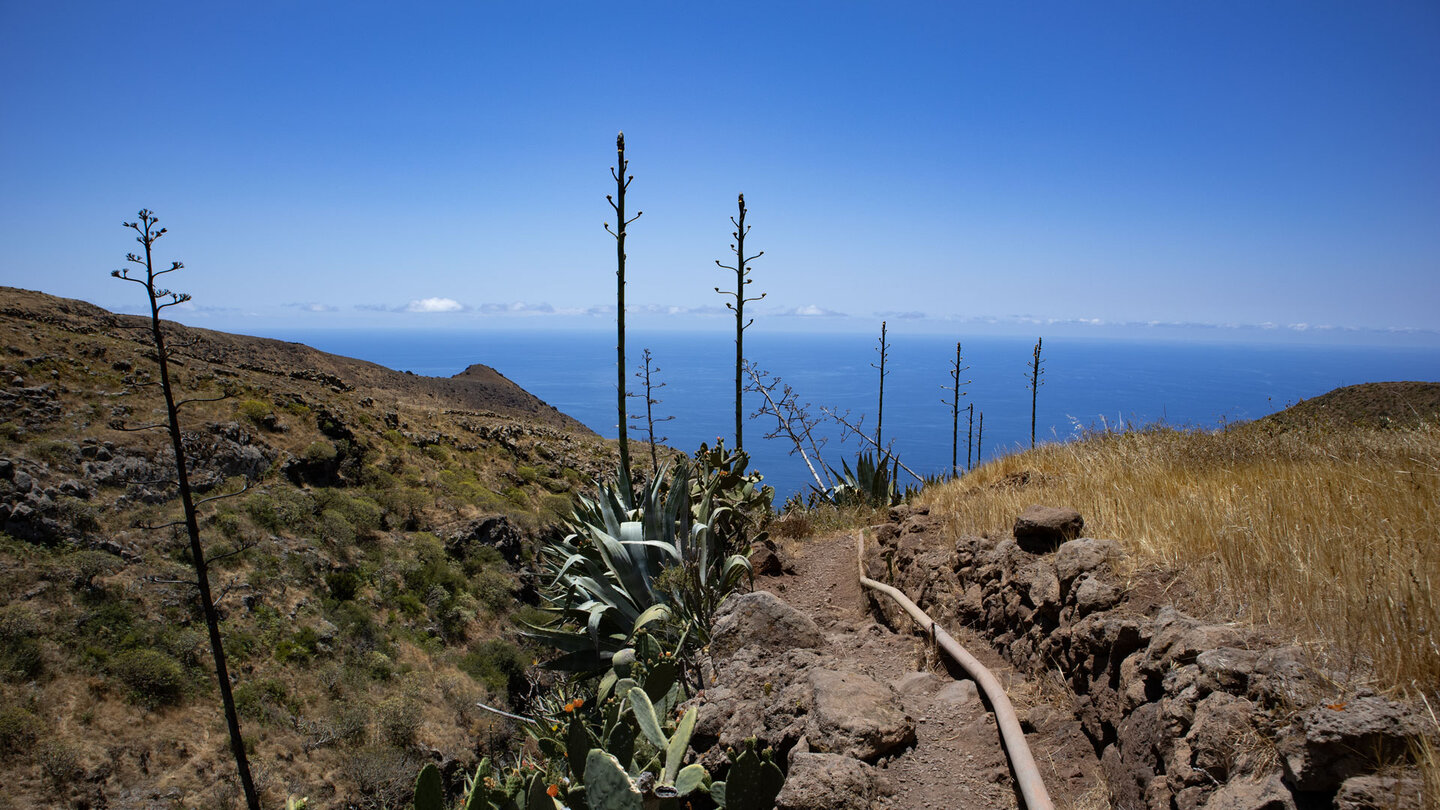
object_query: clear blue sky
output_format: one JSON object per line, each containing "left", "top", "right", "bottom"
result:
{"left": 2, "top": 1, "right": 1437, "bottom": 344}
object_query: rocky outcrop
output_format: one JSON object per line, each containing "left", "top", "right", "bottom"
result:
{"left": 868, "top": 506, "right": 1431, "bottom": 810}
{"left": 446, "top": 514, "right": 525, "bottom": 567}
{"left": 693, "top": 591, "right": 914, "bottom": 798}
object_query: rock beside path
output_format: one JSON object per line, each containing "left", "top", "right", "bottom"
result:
{"left": 1013, "top": 504, "right": 1084, "bottom": 551}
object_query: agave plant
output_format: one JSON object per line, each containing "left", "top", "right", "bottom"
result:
{"left": 822, "top": 450, "right": 903, "bottom": 508}
{"left": 526, "top": 461, "right": 751, "bottom": 673}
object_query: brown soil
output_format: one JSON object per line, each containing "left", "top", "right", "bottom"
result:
{"left": 764, "top": 531, "right": 1105, "bottom": 809}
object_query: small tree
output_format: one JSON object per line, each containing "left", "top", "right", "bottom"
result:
{"left": 940, "top": 341, "right": 970, "bottom": 477}
{"left": 110, "top": 210, "right": 259, "bottom": 810}
{"left": 714, "top": 193, "right": 765, "bottom": 451}
{"left": 604, "top": 132, "right": 642, "bottom": 486}
{"left": 872, "top": 321, "right": 890, "bottom": 451}
{"left": 629, "top": 348, "right": 674, "bottom": 481}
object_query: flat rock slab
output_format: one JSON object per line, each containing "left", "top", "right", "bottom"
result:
{"left": 807, "top": 669, "right": 917, "bottom": 761}
{"left": 776, "top": 752, "right": 888, "bottom": 810}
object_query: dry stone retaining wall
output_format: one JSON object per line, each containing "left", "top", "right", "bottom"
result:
{"left": 866, "top": 505, "right": 1429, "bottom": 810}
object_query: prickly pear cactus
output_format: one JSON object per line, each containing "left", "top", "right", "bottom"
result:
{"left": 583, "top": 750, "right": 643, "bottom": 810}
{"left": 414, "top": 763, "right": 444, "bottom": 810}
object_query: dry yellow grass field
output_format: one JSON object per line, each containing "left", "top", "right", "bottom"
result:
{"left": 916, "top": 418, "right": 1440, "bottom": 697}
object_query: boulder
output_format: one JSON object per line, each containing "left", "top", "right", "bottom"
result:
{"left": 710, "top": 591, "right": 824, "bottom": 660}
{"left": 774, "top": 753, "right": 886, "bottom": 810}
{"left": 1055, "top": 537, "right": 1122, "bottom": 585}
{"left": 1334, "top": 773, "right": 1427, "bottom": 810}
{"left": 750, "top": 539, "right": 790, "bottom": 576}
{"left": 1013, "top": 505, "right": 1084, "bottom": 551}
{"left": 1280, "top": 696, "right": 1427, "bottom": 792}
{"left": 805, "top": 669, "right": 915, "bottom": 761}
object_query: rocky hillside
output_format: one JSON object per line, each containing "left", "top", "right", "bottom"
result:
{"left": 0, "top": 287, "right": 633, "bottom": 809}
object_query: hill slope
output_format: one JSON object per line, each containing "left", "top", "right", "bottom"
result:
{"left": 0, "top": 287, "right": 625, "bottom": 809}
{"left": 0, "top": 286, "right": 591, "bottom": 435}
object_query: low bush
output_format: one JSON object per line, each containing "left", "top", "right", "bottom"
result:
{"left": 375, "top": 695, "right": 421, "bottom": 747}
{"left": 110, "top": 648, "right": 186, "bottom": 707}
{"left": 458, "top": 638, "right": 528, "bottom": 700}
{"left": 0, "top": 705, "right": 40, "bottom": 759}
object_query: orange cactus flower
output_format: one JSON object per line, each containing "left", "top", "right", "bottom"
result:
{"left": 547, "top": 784, "right": 560, "bottom": 798}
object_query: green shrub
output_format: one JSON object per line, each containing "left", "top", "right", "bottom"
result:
{"left": 319, "top": 509, "right": 356, "bottom": 546}
{"left": 422, "top": 445, "right": 448, "bottom": 463}
{"left": 375, "top": 695, "right": 421, "bottom": 747}
{"left": 458, "top": 638, "right": 528, "bottom": 699}
{"left": 303, "top": 441, "right": 338, "bottom": 463}
{"left": 539, "top": 492, "right": 574, "bottom": 521}
{"left": 211, "top": 510, "right": 244, "bottom": 540}
{"left": 64, "top": 549, "right": 122, "bottom": 591}
{"left": 365, "top": 650, "right": 395, "bottom": 681}
{"left": 53, "top": 497, "right": 100, "bottom": 536}
{"left": 471, "top": 567, "right": 514, "bottom": 615}
{"left": 237, "top": 399, "right": 273, "bottom": 427}
{"left": 275, "top": 626, "right": 321, "bottom": 663}
{"left": 232, "top": 678, "right": 294, "bottom": 725}
{"left": 0, "top": 705, "right": 40, "bottom": 759}
{"left": 330, "top": 600, "right": 383, "bottom": 653}
{"left": 326, "top": 569, "right": 363, "bottom": 602}
{"left": 110, "top": 648, "right": 186, "bottom": 707}
{"left": 502, "top": 486, "right": 528, "bottom": 507}
{"left": 245, "top": 488, "right": 316, "bottom": 534}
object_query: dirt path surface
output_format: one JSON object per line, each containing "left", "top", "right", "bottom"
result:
{"left": 763, "top": 531, "right": 1105, "bottom": 809}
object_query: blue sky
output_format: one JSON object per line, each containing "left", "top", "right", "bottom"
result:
{"left": 2, "top": 2, "right": 1438, "bottom": 344}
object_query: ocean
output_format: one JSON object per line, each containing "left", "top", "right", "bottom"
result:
{"left": 259, "top": 328, "right": 1440, "bottom": 500}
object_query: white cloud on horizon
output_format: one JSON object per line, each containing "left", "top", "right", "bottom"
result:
{"left": 779, "top": 304, "right": 848, "bottom": 317}
{"left": 406, "top": 297, "right": 467, "bottom": 313}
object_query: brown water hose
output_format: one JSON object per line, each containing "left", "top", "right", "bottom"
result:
{"left": 856, "top": 531, "right": 1056, "bottom": 810}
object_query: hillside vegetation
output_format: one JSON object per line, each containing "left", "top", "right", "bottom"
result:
{"left": 917, "top": 382, "right": 1440, "bottom": 694}
{"left": 0, "top": 287, "right": 640, "bottom": 808}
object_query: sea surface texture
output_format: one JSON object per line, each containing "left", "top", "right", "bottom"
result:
{"left": 267, "top": 329, "right": 1440, "bottom": 499}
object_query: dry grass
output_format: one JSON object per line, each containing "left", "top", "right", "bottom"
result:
{"left": 916, "top": 421, "right": 1440, "bottom": 695}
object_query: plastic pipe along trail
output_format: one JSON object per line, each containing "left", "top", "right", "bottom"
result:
{"left": 856, "top": 531, "right": 1056, "bottom": 810}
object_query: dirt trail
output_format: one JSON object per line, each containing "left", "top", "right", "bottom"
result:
{"left": 763, "top": 531, "right": 1105, "bottom": 809}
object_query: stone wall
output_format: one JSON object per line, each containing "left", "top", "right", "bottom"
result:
{"left": 866, "top": 506, "right": 1429, "bottom": 810}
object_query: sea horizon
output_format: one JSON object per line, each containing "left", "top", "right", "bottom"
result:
{"left": 241, "top": 326, "right": 1440, "bottom": 500}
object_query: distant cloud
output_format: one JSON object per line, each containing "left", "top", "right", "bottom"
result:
{"left": 633, "top": 304, "right": 728, "bottom": 317}
{"left": 353, "top": 297, "right": 471, "bottom": 313}
{"left": 286, "top": 302, "right": 339, "bottom": 313}
{"left": 875, "top": 310, "right": 926, "bottom": 320}
{"left": 406, "top": 297, "right": 467, "bottom": 313}
{"left": 778, "top": 304, "right": 847, "bottom": 317}
{"left": 478, "top": 301, "right": 555, "bottom": 315}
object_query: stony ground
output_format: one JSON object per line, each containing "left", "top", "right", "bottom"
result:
{"left": 757, "top": 530, "right": 1106, "bottom": 809}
